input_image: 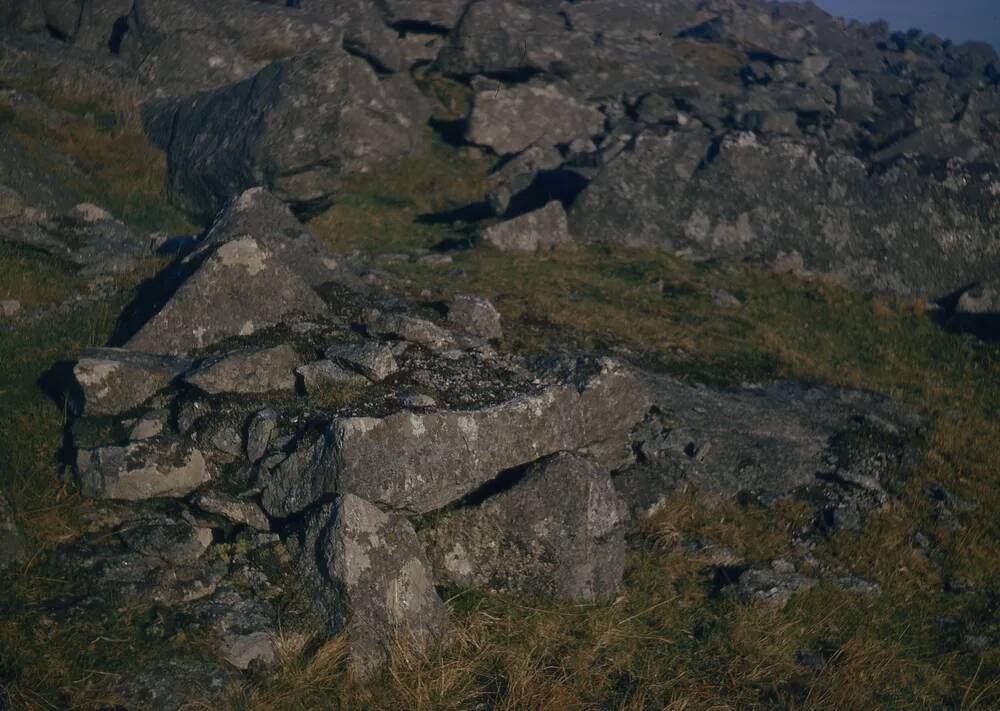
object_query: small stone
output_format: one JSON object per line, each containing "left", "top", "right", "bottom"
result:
{"left": 185, "top": 345, "right": 300, "bottom": 395}
{"left": 482, "top": 201, "right": 571, "bottom": 253}
{"left": 69, "top": 202, "right": 113, "bottom": 223}
{"left": 709, "top": 288, "right": 742, "bottom": 307}
{"left": 0, "top": 300, "right": 21, "bottom": 318}
{"left": 129, "top": 409, "right": 169, "bottom": 441}
{"left": 191, "top": 492, "right": 270, "bottom": 531}
{"left": 245, "top": 409, "right": 278, "bottom": 463}
{"left": 399, "top": 392, "right": 436, "bottom": 409}
{"left": 296, "top": 360, "right": 370, "bottom": 394}
{"left": 324, "top": 341, "right": 398, "bottom": 382}
{"left": 448, "top": 294, "right": 503, "bottom": 341}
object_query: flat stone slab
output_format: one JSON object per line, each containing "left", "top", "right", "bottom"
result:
{"left": 77, "top": 437, "right": 212, "bottom": 501}
{"left": 184, "top": 345, "right": 300, "bottom": 395}
{"left": 73, "top": 348, "right": 193, "bottom": 416}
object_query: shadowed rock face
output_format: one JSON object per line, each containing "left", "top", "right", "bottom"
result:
{"left": 160, "top": 50, "right": 428, "bottom": 220}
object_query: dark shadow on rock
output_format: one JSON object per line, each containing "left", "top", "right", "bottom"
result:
{"left": 107, "top": 256, "right": 200, "bottom": 347}
{"left": 416, "top": 201, "right": 493, "bottom": 225}
{"left": 37, "top": 360, "right": 81, "bottom": 467}
{"left": 428, "top": 117, "right": 469, "bottom": 147}
{"left": 503, "top": 168, "right": 589, "bottom": 218}
{"left": 708, "top": 565, "right": 750, "bottom": 598}
{"left": 429, "top": 234, "right": 476, "bottom": 252}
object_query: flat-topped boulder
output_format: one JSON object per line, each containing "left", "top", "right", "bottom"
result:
{"left": 77, "top": 437, "right": 212, "bottom": 501}
{"left": 73, "top": 348, "right": 193, "bottom": 416}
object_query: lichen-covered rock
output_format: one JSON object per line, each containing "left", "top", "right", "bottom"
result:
{"left": 570, "top": 131, "right": 1000, "bottom": 299}
{"left": 114, "top": 660, "right": 234, "bottom": 711}
{"left": 189, "top": 587, "right": 278, "bottom": 670}
{"left": 296, "top": 494, "right": 449, "bottom": 676}
{"left": 448, "top": 294, "right": 503, "bottom": 341}
{"left": 421, "top": 453, "right": 626, "bottom": 603}
{"left": 77, "top": 437, "right": 212, "bottom": 500}
{"left": 125, "top": 236, "right": 326, "bottom": 356}
{"left": 73, "top": 348, "right": 193, "bottom": 416}
{"left": 259, "top": 357, "right": 649, "bottom": 517}
{"left": 324, "top": 341, "right": 398, "bottom": 382}
{"left": 296, "top": 359, "right": 371, "bottom": 394}
{"left": 482, "top": 201, "right": 571, "bottom": 253}
{"left": 466, "top": 82, "right": 604, "bottom": 156}
{"left": 184, "top": 345, "right": 300, "bottom": 395}
{"left": 191, "top": 491, "right": 270, "bottom": 531}
{"left": 162, "top": 50, "right": 427, "bottom": 219}
{"left": 363, "top": 311, "right": 457, "bottom": 350}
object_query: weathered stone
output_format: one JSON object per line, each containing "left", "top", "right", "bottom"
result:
{"left": 0, "top": 299, "right": 21, "bottom": 318}
{"left": 245, "top": 409, "right": 278, "bottom": 463}
{"left": 448, "top": 294, "right": 503, "bottom": 341}
{"left": 192, "top": 492, "right": 270, "bottom": 531}
{"left": 128, "top": 409, "right": 170, "bottom": 442}
{"left": 189, "top": 588, "right": 278, "bottom": 670}
{"left": 115, "top": 660, "right": 234, "bottom": 711}
{"left": 73, "top": 348, "right": 193, "bottom": 416}
{"left": 77, "top": 437, "right": 212, "bottom": 501}
{"left": 482, "top": 201, "right": 571, "bottom": 253}
{"left": 363, "top": 311, "right": 456, "bottom": 349}
{"left": 259, "top": 358, "right": 649, "bottom": 517}
{"left": 324, "top": 341, "right": 398, "bottom": 382}
{"left": 421, "top": 453, "right": 626, "bottom": 603}
{"left": 466, "top": 82, "right": 604, "bottom": 156}
{"left": 296, "top": 494, "right": 449, "bottom": 676}
{"left": 162, "top": 50, "right": 426, "bottom": 219}
{"left": 956, "top": 281, "right": 1000, "bottom": 315}
{"left": 119, "top": 518, "right": 214, "bottom": 565}
{"left": 296, "top": 359, "right": 371, "bottom": 394}
{"left": 185, "top": 345, "right": 300, "bottom": 395}
{"left": 126, "top": 237, "right": 326, "bottom": 356}
{"left": 727, "top": 564, "right": 818, "bottom": 607}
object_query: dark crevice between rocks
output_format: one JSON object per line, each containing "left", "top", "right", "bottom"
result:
{"left": 109, "top": 15, "right": 129, "bottom": 55}
{"left": 416, "top": 201, "right": 493, "bottom": 226}
{"left": 45, "top": 24, "right": 71, "bottom": 43}
{"left": 502, "top": 168, "right": 590, "bottom": 217}
{"left": 428, "top": 116, "right": 469, "bottom": 147}
{"left": 343, "top": 43, "right": 396, "bottom": 77}
{"left": 391, "top": 20, "right": 450, "bottom": 37}
{"left": 38, "top": 360, "right": 82, "bottom": 468}
{"left": 708, "top": 564, "right": 751, "bottom": 598}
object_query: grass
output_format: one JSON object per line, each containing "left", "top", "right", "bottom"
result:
{"left": 1, "top": 74, "right": 999, "bottom": 709}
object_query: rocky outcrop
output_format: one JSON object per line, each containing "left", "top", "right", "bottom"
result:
{"left": 160, "top": 50, "right": 427, "bottom": 219}
{"left": 482, "top": 201, "right": 571, "bottom": 253}
{"left": 73, "top": 348, "right": 192, "bottom": 416}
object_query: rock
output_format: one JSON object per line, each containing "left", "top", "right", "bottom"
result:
{"left": 259, "top": 357, "right": 649, "bottom": 517}
{"left": 245, "top": 408, "right": 278, "bottom": 463}
{"left": 482, "top": 201, "right": 571, "bottom": 253}
{"left": 956, "top": 281, "right": 1000, "bottom": 315}
{"left": 189, "top": 187, "right": 342, "bottom": 288}
{"left": 729, "top": 564, "right": 818, "bottom": 607}
{"left": 837, "top": 75, "right": 874, "bottom": 121}
{"left": 377, "top": 0, "right": 467, "bottom": 30}
{"left": 77, "top": 437, "right": 212, "bottom": 501}
{"left": 73, "top": 0, "right": 133, "bottom": 51}
{"left": 128, "top": 409, "right": 170, "bottom": 441}
{"left": 115, "top": 660, "right": 234, "bottom": 711}
{"left": 0, "top": 493, "right": 26, "bottom": 570}
{"left": 119, "top": 518, "right": 213, "bottom": 565}
{"left": 184, "top": 345, "right": 300, "bottom": 395}
{"left": 73, "top": 348, "right": 193, "bottom": 416}
{"left": 70, "top": 202, "right": 113, "bottom": 223}
{"left": 421, "top": 453, "right": 626, "bottom": 603}
{"left": 296, "top": 359, "right": 370, "bottom": 394}
{"left": 363, "top": 311, "right": 456, "bottom": 350}
{"left": 0, "top": 299, "right": 21, "bottom": 318}
{"left": 448, "top": 294, "right": 503, "bottom": 341}
{"left": 191, "top": 492, "right": 270, "bottom": 531}
{"left": 399, "top": 392, "right": 436, "bottom": 409}
{"left": 709, "top": 288, "right": 741, "bottom": 307}
{"left": 571, "top": 131, "right": 1000, "bottom": 299}
{"left": 324, "top": 341, "right": 399, "bottom": 382}
{"left": 162, "top": 50, "right": 426, "bottom": 219}
{"left": 296, "top": 494, "right": 450, "bottom": 676}
{"left": 126, "top": 237, "right": 326, "bottom": 356}
{"left": 189, "top": 587, "right": 278, "bottom": 670}
{"left": 465, "top": 82, "right": 605, "bottom": 156}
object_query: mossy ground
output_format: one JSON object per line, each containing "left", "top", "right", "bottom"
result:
{"left": 1, "top": 79, "right": 998, "bottom": 710}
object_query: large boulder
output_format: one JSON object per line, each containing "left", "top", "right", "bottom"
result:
{"left": 125, "top": 236, "right": 326, "bottom": 356}
{"left": 77, "top": 436, "right": 212, "bottom": 501}
{"left": 296, "top": 494, "right": 450, "bottom": 676}
{"left": 161, "top": 50, "right": 428, "bottom": 220}
{"left": 258, "top": 357, "right": 649, "bottom": 517}
{"left": 420, "top": 453, "right": 627, "bottom": 603}
{"left": 73, "top": 348, "right": 193, "bottom": 416}
{"left": 570, "top": 130, "right": 1000, "bottom": 299}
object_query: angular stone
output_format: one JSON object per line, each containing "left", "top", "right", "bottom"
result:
{"left": 259, "top": 358, "right": 649, "bottom": 517}
{"left": 363, "top": 312, "right": 456, "bottom": 349}
{"left": 191, "top": 492, "right": 270, "bottom": 531}
{"left": 126, "top": 237, "right": 326, "bottom": 356}
{"left": 184, "top": 345, "right": 300, "bottom": 395}
{"left": 421, "top": 453, "right": 626, "bottom": 603}
{"left": 73, "top": 348, "right": 193, "bottom": 416}
{"left": 466, "top": 82, "right": 604, "bottom": 156}
{"left": 448, "top": 295, "right": 503, "bottom": 341}
{"left": 296, "top": 359, "right": 370, "bottom": 394}
{"left": 324, "top": 341, "right": 398, "bottom": 382}
{"left": 297, "top": 495, "right": 449, "bottom": 676}
{"left": 190, "top": 588, "right": 278, "bottom": 670}
{"left": 77, "top": 438, "right": 212, "bottom": 501}
{"left": 119, "top": 519, "right": 214, "bottom": 565}
{"left": 482, "top": 201, "right": 571, "bottom": 253}
{"left": 245, "top": 409, "right": 278, "bottom": 463}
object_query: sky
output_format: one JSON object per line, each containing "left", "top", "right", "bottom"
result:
{"left": 808, "top": 0, "right": 1000, "bottom": 49}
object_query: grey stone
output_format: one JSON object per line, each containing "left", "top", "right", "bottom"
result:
{"left": 259, "top": 357, "right": 649, "bottom": 517}
{"left": 0, "top": 299, "right": 21, "bottom": 318}
{"left": 115, "top": 660, "right": 234, "bottom": 711}
{"left": 127, "top": 409, "right": 170, "bottom": 442}
{"left": 162, "top": 50, "right": 426, "bottom": 219}
{"left": 126, "top": 237, "right": 326, "bottom": 356}
{"left": 324, "top": 341, "right": 398, "bottom": 382}
{"left": 296, "top": 359, "right": 371, "bottom": 394}
{"left": 448, "top": 294, "right": 503, "bottom": 341}
{"left": 296, "top": 494, "right": 450, "bottom": 676}
{"left": 399, "top": 392, "right": 436, "bottom": 409}
{"left": 729, "top": 565, "right": 818, "bottom": 607}
{"left": 957, "top": 282, "right": 1000, "bottom": 315}
{"left": 466, "top": 82, "right": 604, "bottom": 156}
{"left": 77, "top": 437, "right": 212, "bottom": 501}
{"left": 73, "top": 348, "right": 193, "bottom": 416}
{"left": 184, "top": 345, "right": 300, "bottom": 395}
{"left": 482, "top": 201, "right": 571, "bottom": 253}
{"left": 189, "top": 587, "right": 278, "bottom": 670}
{"left": 192, "top": 492, "right": 270, "bottom": 531}
{"left": 421, "top": 453, "right": 626, "bottom": 603}
{"left": 245, "top": 409, "right": 278, "bottom": 463}
{"left": 119, "top": 518, "right": 213, "bottom": 565}
{"left": 363, "top": 311, "right": 457, "bottom": 350}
